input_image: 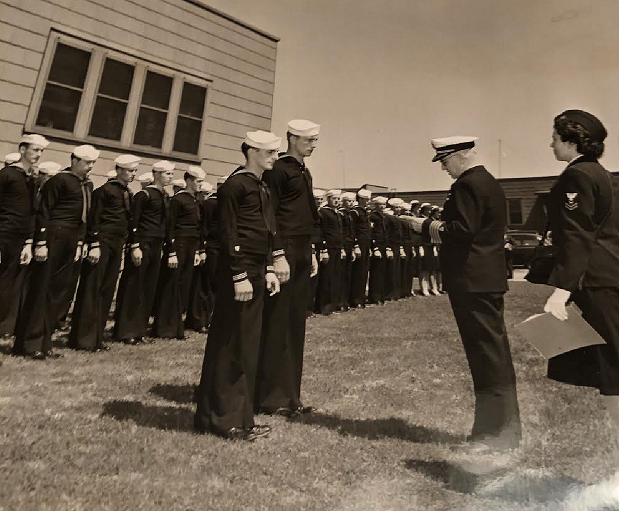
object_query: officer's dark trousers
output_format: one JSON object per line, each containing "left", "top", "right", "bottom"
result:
{"left": 340, "top": 243, "right": 354, "bottom": 310}
{"left": 153, "top": 237, "right": 198, "bottom": 338}
{"left": 114, "top": 239, "right": 162, "bottom": 340}
{"left": 68, "top": 236, "right": 124, "bottom": 349}
{"left": 257, "top": 235, "right": 312, "bottom": 411}
{"left": 14, "top": 226, "right": 79, "bottom": 354}
{"left": 195, "top": 253, "right": 266, "bottom": 433}
{"left": 448, "top": 291, "right": 521, "bottom": 447}
{"left": 0, "top": 234, "right": 28, "bottom": 336}
{"left": 315, "top": 247, "right": 341, "bottom": 315}
{"left": 368, "top": 248, "right": 386, "bottom": 304}
{"left": 350, "top": 240, "right": 370, "bottom": 307}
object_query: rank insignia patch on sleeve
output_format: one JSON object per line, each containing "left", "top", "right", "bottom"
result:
{"left": 565, "top": 192, "right": 578, "bottom": 210}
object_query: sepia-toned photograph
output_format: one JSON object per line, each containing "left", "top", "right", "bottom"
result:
{"left": 1, "top": 1, "right": 619, "bottom": 509}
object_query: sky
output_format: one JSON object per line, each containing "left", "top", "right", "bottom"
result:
{"left": 205, "top": 0, "right": 619, "bottom": 191}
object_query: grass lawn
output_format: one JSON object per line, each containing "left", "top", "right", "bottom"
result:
{"left": 1, "top": 280, "right": 619, "bottom": 510}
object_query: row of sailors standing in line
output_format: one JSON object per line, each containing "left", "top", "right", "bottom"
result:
{"left": 305, "top": 188, "right": 445, "bottom": 316}
{"left": 0, "top": 133, "right": 220, "bottom": 358}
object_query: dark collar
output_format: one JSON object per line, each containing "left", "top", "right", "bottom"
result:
{"left": 456, "top": 165, "right": 484, "bottom": 182}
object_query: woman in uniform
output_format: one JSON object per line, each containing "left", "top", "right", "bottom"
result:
{"left": 543, "top": 109, "right": 619, "bottom": 436}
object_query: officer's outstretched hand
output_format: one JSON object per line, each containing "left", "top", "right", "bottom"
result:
{"left": 266, "top": 272, "right": 280, "bottom": 296}
{"left": 310, "top": 252, "right": 318, "bottom": 277}
{"left": 234, "top": 279, "right": 253, "bottom": 302}
{"left": 88, "top": 247, "right": 101, "bottom": 264}
{"left": 168, "top": 254, "right": 179, "bottom": 269}
{"left": 273, "top": 255, "right": 290, "bottom": 284}
{"left": 20, "top": 244, "right": 32, "bottom": 265}
{"left": 34, "top": 245, "right": 48, "bottom": 262}
{"left": 131, "top": 247, "right": 142, "bottom": 267}
{"left": 544, "top": 287, "right": 571, "bottom": 321}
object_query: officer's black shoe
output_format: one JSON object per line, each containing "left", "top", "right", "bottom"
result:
{"left": 45, "top": 350, "right": 63, "bottom": 359}
{"left": 247, "top": 424, "right": 271, "bottom": 438}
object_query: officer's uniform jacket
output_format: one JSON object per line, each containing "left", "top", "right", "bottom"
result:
{"left": 422, "top": 165, "right": 507, "bottom": 293}
{"left": 546, "top": 155, "right": 619, "bottom": 291}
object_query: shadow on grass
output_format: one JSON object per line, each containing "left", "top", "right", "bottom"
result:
{"left": 149, "top": 383, "right": 196, "bottom": 404}
{"left": 405, "top": 459, "right": 585, "bottom": 502}
{"left": 101, "top": 399, "right": 194, "bottom": 433}
{"left": 291, "top": 411, "right": 463, "bottom": 444}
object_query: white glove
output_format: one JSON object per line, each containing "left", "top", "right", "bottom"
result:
{"left": 544, "top": 288, "right": 571, "bottom": 321}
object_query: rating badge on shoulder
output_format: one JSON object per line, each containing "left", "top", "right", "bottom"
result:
{"left": 565, "top": 192, "right": 578, "bottom": 211}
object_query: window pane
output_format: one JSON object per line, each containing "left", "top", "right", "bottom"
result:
{"left": 98, "top": 58, "right": 134, "bottom": 100}
{"left": 134, "top": 107, "right": 167, "bottom": 148}
{"left": 35, "top": 83, "right": 82, "bottom": 132}
{"left": 141, "top": 71, "right": 172, "bottom": 110}
{"left": 48, "top": 43, "right": 91, "bottom": 89}
{"left": 179, "top": 82, "right": 206, "bottom": 118}
{"left": 89, "top": 97, "right": 127, "bottom": 140}
{"left": 173, "top": 117, "right": 202, "bottom": 154}
{"left": 508, "top": 199, "right": 523, "bottom": 224}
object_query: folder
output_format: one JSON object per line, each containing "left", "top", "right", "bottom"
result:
{"left": 515, "top": 304, "right": 606, "bottom": 359}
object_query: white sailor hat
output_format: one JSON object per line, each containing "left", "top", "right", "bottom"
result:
{"left": 357, "top": 189, "right": 372, "bottom": 199}
{"left": 106, "top": 170, "right": 117, "bottom": 178}
{"left": 410, "top": 199, "right": 420, "bottom": 206}
{"left": 4, "top": 152, "right": 21, "bottom": 165}
{"left": 115, "top": 154, "right": 141, "bottom": 169}
{"left": 244, "top": 131, "right": 281, "bottom": 150}
{"left": 200, "top": 181, "right": 214, "bottom": 193}
{"left": 401, "top": 202, "right": 411, "bottom": 211}
{"left": 287, "top": 119, "right": 320, "bottom": 137}
{"left": 431, "top": 205, "right": 440, "bottom": 211}
{"left": 38, "top": 161, "right": 62, "bottom": 175}
{"left": 420, "top": 202, "right": 432, "bottom": 209}
{"left": 384, "top": 209, "right": 394, "bottom": 216}
{"left": 21, "top": 134, "right": 49, "bottom": 148}
{"left": 431, "top": 136, "right": 478, "bottom": 162}
{"left": 387, "top": 197, "right": 404, "bottom": 207}
{"left": 325, "top": 189, "right": 342, "bottom": 198}
{"left": 372, "top": 196, "right": 388, "bottom": 205}
{"left": 73, "top": 144, "right": 100, "bottom": 162}
{"left": 341, "top": 192, "right": 356, "bottom": 200}
{"left": 152, "top": 160, "right": 174, "bottom": 172}
{"left": 313, "top": 188, "right": 326, "bottom": 199}
{"left": 187, "top": 165, "right": 206, "bottom": 179}
{"left": 172, "top": 178, "right": 186, "bottom": 189}
{"left": 137, "top": 173, "right": 153, "bottom": 183}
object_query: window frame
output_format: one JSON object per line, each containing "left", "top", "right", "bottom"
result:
{"left": 26, "top": 30, "right": 212, "bottom": 162}
{"left": 506, "top": 197, "right": 524, "bottom": 226}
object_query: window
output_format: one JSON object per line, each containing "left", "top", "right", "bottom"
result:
{"left": 507, "top": 198, "right": 523, "bottom": 225}
{"left": 28, "top": 32, "right": 211, "bottom": 159}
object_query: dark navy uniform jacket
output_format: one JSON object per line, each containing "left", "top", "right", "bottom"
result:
{"left": 86, "top": 180, "right": 131, "bottom": 246}
{"left": 369, "top": 210, "right": 387, "bottom": 249}
{"left": 318, "top": 207, "right": 343, "bottom": 250}
{"left": 423, "top": 165, "right": 507, "bottom": 293}
{"left": 350, "top": 205, "right": 370, "bottom": 244}
{"left": 546, "top": 155, "right": 619, "bottom": 291}
{"left": 129, "top": 186, "right": 167, "bottom": 244}
{"left": 0, "top": 165, "right": 34, "bottom": 238}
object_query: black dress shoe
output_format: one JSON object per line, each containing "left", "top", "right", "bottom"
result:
{"left": 122, "top": 337, "right": 141, "bottom": 345}
{"left": 293, "top": 405, "right": 315, "bottom": 415}
{"left": 45, "top": 350, "right": 64, "bottom": 359}
{"left": 96, "top": 345, "right": 110, "bottom": 352}
{"left": 220, "top": 427, "right": 257, "bottom": 441}
{"left": 256, "top": 407, "right": 293, "bottom": 417}
{"left": 247, "top": 424, "right": 271, "bottom": 437}
{"left": 20, "top": 351, "right": 47, "bottom": 360}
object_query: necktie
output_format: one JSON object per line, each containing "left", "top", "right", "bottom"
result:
{"left": 123, "top": 189, "right": 131, "bottom": 214}
{"left": 81, "top": 182, "right": 91, "bottom": 223}
{"left": 259, "top": 182, "right": 276, "bottom": 235}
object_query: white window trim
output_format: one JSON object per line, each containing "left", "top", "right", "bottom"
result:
{"left": 26, "top": 29, "right": 213, "bottom": 162}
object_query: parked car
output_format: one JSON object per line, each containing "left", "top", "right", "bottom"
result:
{"left": 506, "top": 230, "right": 542, "bottom": 267}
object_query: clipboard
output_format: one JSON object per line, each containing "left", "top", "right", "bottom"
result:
{"left": 515, "top": 304, "right": 606, "bottom": 359}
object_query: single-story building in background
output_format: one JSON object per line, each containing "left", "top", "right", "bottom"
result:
{"left": 0, "top": 0, "right": 278, "bottom": 191}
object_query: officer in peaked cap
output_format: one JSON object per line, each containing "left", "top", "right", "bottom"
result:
{"left": 69, "top": 154, "right": 139, "bottom": 351}
{"left": 15, "top": 143, "right": 98, "bottom": 359}
{"left": 411, "top": 135, "right": 521, "bottom": 453}
{"left": 257, "top": 119, "right": 321, "bottom": 417}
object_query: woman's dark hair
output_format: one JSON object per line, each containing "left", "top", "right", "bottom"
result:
{"left": 554, "top": 115, "right": 605, "bottom": 158}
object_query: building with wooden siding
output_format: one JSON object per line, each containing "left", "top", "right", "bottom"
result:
{"left": 0, "top": 0, "right": 278, "bottom": 190}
